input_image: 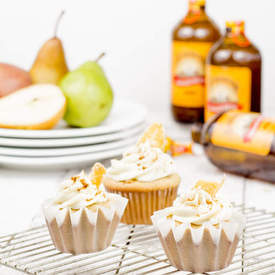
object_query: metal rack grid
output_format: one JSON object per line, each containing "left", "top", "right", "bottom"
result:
{"left": 0, "top": 205, "right": 274, "bottom": 275}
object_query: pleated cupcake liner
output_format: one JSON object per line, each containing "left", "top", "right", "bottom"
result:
{"left": 151, "top": 211, "right": 245, "bottom": 273}
{"left": 43, "top": 194, "right": 128, "bottom": 254}
{"left": 105, "top": 185, "right": 179, "bottom": 225}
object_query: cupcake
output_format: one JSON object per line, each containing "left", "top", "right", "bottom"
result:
{"left": 103, "top": 123, "right": 181, "bottom": 225}
{"left": 43, "top": 163, "right": 128, "bottom": 254}
{"left": 151, "top": 180, "right": 245, "bottom": 273}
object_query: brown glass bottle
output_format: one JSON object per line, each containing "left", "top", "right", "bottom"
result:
{"left": 171, "top": 0, "right": 220, "bottom": 123}
{"left": 205, "top": 21, "right": 261, "bottom": 121}
{"left": 201, "top": 110, "right": 275, "bottom": 183}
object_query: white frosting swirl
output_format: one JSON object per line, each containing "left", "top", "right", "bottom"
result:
{"left": 168, "top": 188, "right": 233, "bottom": 226}
{"left": 53, "top": 170, "right": 108, "bottom": 209}
{"left": 107, "top": 142, "right": 175, "bottom": 181}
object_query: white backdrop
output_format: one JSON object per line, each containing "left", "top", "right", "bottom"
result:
{"left": 0, "top": 0, "right": 273, "bottom": 116}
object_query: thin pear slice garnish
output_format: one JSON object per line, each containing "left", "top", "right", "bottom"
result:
{"left": 194, "top": 178, "right": 224, "bottom": 198}
{"left": 138, "top": 123, "right": 166, "bottom": 151}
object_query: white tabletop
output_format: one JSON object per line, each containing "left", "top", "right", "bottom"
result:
{"left": 0, "top": 114, "right": 274, "bottom": 274}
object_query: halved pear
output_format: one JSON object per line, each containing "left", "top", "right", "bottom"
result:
{"left": 0, "top": 84, "right": 66, "bottom": 130}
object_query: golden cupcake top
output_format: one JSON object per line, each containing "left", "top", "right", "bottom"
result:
{"left": 107, "top": 123, "right": 176, "bottom": 182}
{"left": 53, "top": 163, "right": 109, "bottom": 210}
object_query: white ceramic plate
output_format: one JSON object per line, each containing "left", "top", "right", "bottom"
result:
{"left": 0, "top": 123, "right": 145, "bottom": 148}
{"left": 0, "top": 136, "right": 137, "bottom": 157}
{"left": 0, "top": 147, "right": 127, "bottom": 170}
{"left": 0, "top": 99, "right": 147, "bottom": 139}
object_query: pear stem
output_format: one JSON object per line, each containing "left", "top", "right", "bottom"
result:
{"left": 54, "top": 10, "right": 65, "bottom": 37}
{"left": 95, "top": 52, "right": 106, "bottom": 63}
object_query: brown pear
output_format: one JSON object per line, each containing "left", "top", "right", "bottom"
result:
{"left": 30, "top": 11, "right": 68, "bottom": 85}
{"left": 0, "top": 63, "right": 32, "bottom": 97}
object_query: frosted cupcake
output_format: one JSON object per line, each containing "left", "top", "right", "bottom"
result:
{"left": 151, "top": 180, "right": 245, "bottom": 273}
{"left": 103, "top": 123, "right": 181, "bottom": 224}
{"left": 43, "top": 163, "right": 128, "bottom": 254}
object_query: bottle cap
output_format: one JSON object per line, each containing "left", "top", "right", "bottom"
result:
{"left": 185, "top": 0, "right": 205, "bottom": 24}
{"left": 189, "top": 0, "right": 206, "bottom": 6}
{"left": 225, "top": 20, "right": 250, "bottom": 47}
{"left": 226, "top": 21, "right": 245, "bottom": 34}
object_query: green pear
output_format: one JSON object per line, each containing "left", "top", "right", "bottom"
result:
{"left": 30, "top": 11, "right": 68, "bottom": 85}
{"left": 60, "top": 54, "right": 113, "bottom": 128}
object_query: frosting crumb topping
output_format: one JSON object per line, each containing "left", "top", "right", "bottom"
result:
{"left": 167, "top": 179, "right": 234, "bottom": 226}
{"left": 53, "top": 163, "right": 109, "bottom": 210}
{"left": 107, "top": 123, "right": 175, "bottom": 182}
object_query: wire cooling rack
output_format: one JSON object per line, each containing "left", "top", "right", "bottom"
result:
{"left": 0, "top": 205, "right": 274, "bottom": 275}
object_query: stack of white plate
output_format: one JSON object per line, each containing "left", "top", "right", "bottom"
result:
{"left": 0, "top": 99, "right": 147, "bottom": 170}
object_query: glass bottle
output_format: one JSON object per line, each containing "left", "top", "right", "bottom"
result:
{"left": 205, "top": 21, "right": 261, "bottom": 121}
{"left": 201, "top": 110, "right": 275, "bottom": 183}
{"left": 171, "top": 0, "right": 220, "bottom": 123}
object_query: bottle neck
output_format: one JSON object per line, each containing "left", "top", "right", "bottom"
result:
{"left": 184, "top": 1, "right": 206, "bottom": 24}
{"left": 225, "top": 21, "right": 250, "bottom": 47}
{"left": 224, "top": 22, "right": 250, "bottom": 47}
{"left": 188, "top": 2, "right": 205, "bottom": 13}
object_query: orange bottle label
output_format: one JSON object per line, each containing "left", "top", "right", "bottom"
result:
{"left": 171, "top": 41, "right": 213, "bottom": 108}
{"left": 211, "top": 110, "right": 275, "bottom": 156}
{"left": 205, "top": 65, "right": 251, "bottom": 121}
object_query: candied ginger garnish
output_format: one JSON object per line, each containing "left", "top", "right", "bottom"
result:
{"left": 170, "top": 141, "right": 193, "bottom": 157}
{"left": 138, "top": 123, "right": 166, "bottom": 151}
{"left": 165, "top": 136, "right": 193, "bottom": 157}
{"left": 164, "top": 137, "right": 173, "bottom": 153}
{"left": 90, "top": 162, "right": 106, "bottom": 188}
{"left": 194, "top": 179, "right": 224, "bottom": 198}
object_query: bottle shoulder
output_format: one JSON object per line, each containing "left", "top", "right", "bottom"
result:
{"left": 173, "top": 16, "right": 220, "bottom": 42}
{"left": 207, "top": 38, "right": 261, "bottom": 66}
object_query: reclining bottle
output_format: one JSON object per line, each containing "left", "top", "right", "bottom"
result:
{"left": 201, "top": 110, "right": 275, "bottom": 183}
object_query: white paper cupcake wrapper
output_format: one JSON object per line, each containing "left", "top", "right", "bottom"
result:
{"left": 43, "top": 194, "right": 128, "bottom": 254}
{"left": 151, "top": 210, "right": 245, "bottom": 273}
